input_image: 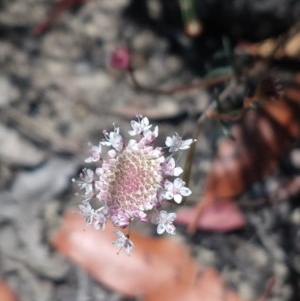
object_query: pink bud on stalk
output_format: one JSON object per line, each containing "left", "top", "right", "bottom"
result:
{"left": 108, "top": 47, "right": 131, "bottom": 70}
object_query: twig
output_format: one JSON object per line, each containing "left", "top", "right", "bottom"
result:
{"left": 127, "top": 66, "right": 232, "bottom": 95}
{"left": 182, "top": 78, "right": 236, "bottom": 188}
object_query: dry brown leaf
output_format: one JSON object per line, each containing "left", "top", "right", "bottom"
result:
{"left": 145, "top": 268, "right": 242, "bottom": 301}
{"left": 285, "top": 33, "right": 300, "bottom": 57}
{"left": 237, "top": 32, "right": 300, "bottom": 59}
{"left": 187, "top": 89, "right": 300, "bottom": 232}
{"left": 0, "top": 281, "right": 18, "bottom": 301}
{"left": 52, "top": 211, "right": 244, "bottom": 301}
{"left": 237, "top": 39, "right": 278, "bottom": 57}
{"left": 176, "top": 200, "right": 246, "bottom": 232}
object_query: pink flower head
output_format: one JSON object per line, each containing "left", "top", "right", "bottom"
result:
{"left": 108, "top": 47, "right": 131, "bottom": 70}
{"left": 74, "top": 116, "right": 193, "bottom": 254}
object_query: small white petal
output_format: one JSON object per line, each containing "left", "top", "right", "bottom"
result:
{"left": 173, "top": 167, "right": 183, "bottom": 176}
{"left": 166, "top": 212, "right": 177, "bottom": 222}
{"left": 157, "top": 223, "right": 166, "bottom": 235}
{"left": 174, "top": 178, "right": 184, "bottom": 188}
{"left": 113, "top": 239, "right": 124, "bottom": 248}
{"left": 159, "top": 210, "right": 168, "bottom": 219}
{"left": 164, "top": 180, "right": 174, "bottom": 190}
{"left": 141, "top": 116, "right": 150, "bottom": 126}
{"left": 165, "top": 136, "right": 173, "bottom": 148}
{"left": 180, "top": 139, "right": 194, "bottom": 149}
{"left": 166, "top": 223, "right": 176, "bottom": 235}
{"left": 174, "top": 194, "right": 183, "bottom": 204}
{"left": 180, "top": 187, "right": 192, "bottom": 197}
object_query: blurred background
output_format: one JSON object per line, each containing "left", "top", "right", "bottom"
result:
{"left": 1, "top": 1, "right": 300, "bottom": 301}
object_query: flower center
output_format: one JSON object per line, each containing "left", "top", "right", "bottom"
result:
{"left": 100, "top": 147, "right": 163, "bottom": 213}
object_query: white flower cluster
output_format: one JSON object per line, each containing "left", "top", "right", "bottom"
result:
{"left": 73, "top": 115, "right": 195, "bottom": 255}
